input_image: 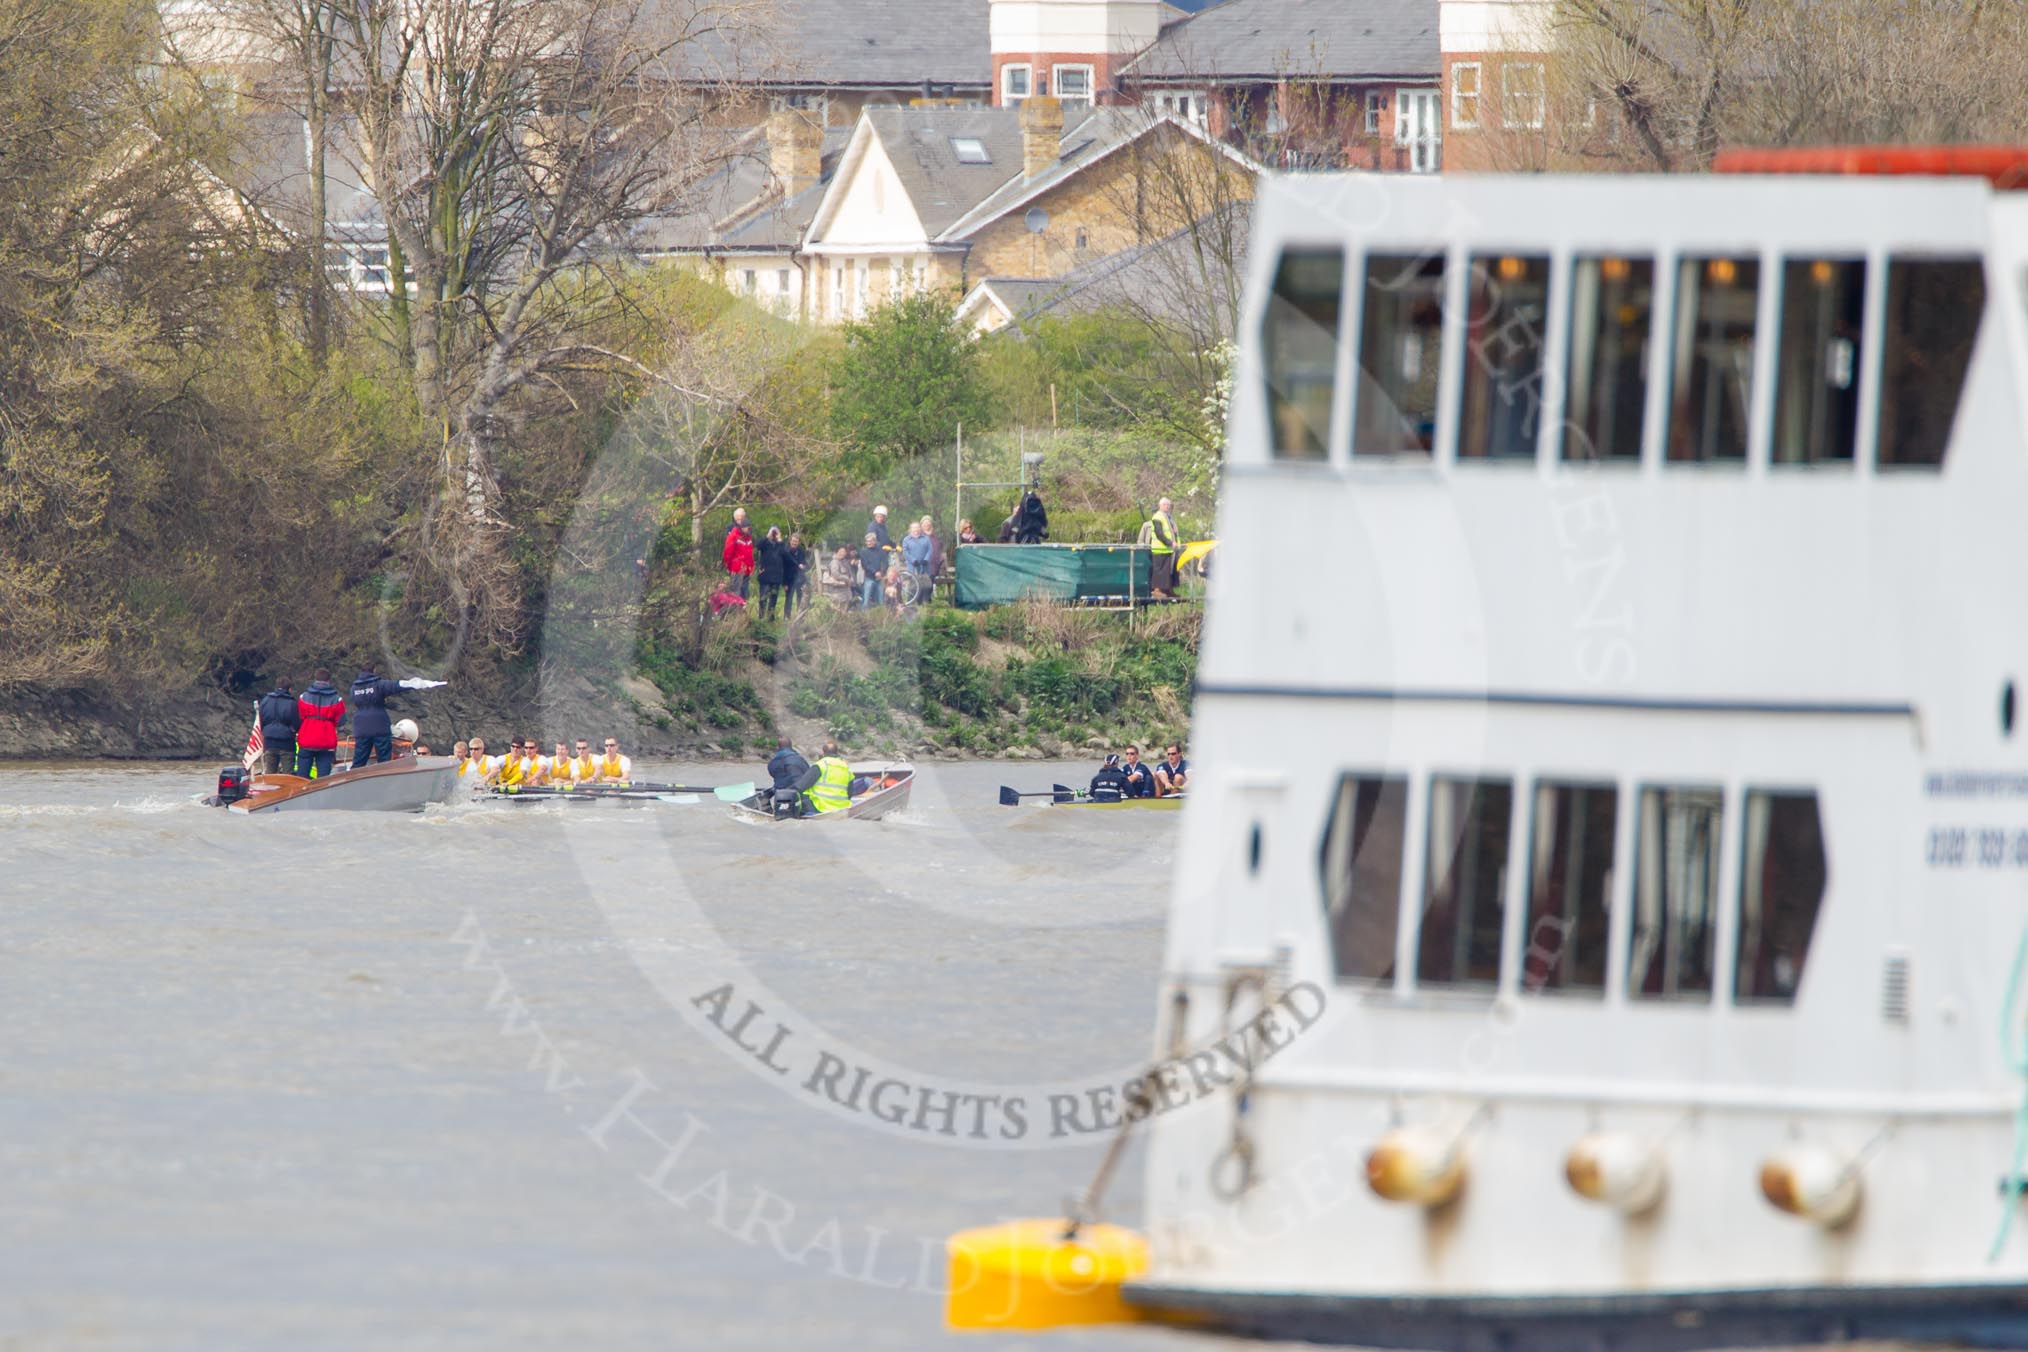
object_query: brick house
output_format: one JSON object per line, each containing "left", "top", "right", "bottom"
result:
{"left": 798, "top": 96, "right": 1259, "bottom": 323}
{"left": 1437, "top": 0, "right": 1555, "bottom": 170}
{"left": 986, "top": 0, "right": 1443, "bottom": 173}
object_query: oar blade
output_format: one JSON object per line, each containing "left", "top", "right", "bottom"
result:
{"left": 998, "top": 785, "right": 1021, "bottom": 807}
{"left": 714, "top": 781, "right": 757, "bottom": 802}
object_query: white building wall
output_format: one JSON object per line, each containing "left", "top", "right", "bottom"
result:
{"left": 811, "top": 136, "right": 929, "bottom": 248}
{"left": 1439, "top": 0, "right": 1554, "bottom": 52}
{"left": 988, "top": 0, "right": 1165, "bottom": 56}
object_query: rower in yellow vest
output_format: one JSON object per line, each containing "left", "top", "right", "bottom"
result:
{"left": 569, "top": 738, "right": 597, "bottom": 783}
{"left": 517, "top": 736, "right": 543, "bottom": 785}
{"left": 550, "top": 740, "right": 575, "bottom": 787}
{"left": 594, "top": 736, "right": 633, "bottom": 784}
{"left": 804, "top": 739, "right": 853, "bottom": 815}
{"left": 495, "top": 738, "right": 528, "bottom": 789}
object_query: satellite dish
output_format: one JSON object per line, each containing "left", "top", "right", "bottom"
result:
{"left": 1024, "top": 207, "right": 1049, "bottom": 234}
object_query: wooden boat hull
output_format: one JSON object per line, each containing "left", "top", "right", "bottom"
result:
{"left": 229, "top": 757, "right": 460, "bottom": 814}
{"left": 731, "top": 767, "right": 914, "bottom": 822}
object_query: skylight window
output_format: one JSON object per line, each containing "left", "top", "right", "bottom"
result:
{"left": 950, "top": 137, "right": 991, "bottom": 165}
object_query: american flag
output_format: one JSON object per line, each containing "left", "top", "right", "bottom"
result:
{"left": 242, "top": 702, "right": 263, "bottom": 774}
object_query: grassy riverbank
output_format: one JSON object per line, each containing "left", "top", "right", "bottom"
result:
{"left": 633, "top": 599, "right": 1200, "bottom": 761}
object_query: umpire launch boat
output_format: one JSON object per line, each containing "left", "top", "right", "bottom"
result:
{"left": 949, "top": 147, "right": 2028, "bottom": 1347}
{"left": 213, "top": 757, "right": 461, "bottom": 814}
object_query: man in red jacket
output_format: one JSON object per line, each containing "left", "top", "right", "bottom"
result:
{"left": 722, "top": 508, "right": 756, "bottom": 600}
{"left": 295, "top": 668, "right": 345, "bottom": 779}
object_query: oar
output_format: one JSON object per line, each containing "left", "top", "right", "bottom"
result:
{"left": 713, "top": 781, "right": 756, "bottom": 802}
{"left": 999, "top": 784, "right": 1081, "bottom": 805}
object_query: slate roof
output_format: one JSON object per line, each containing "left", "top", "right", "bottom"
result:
{"left": 628, "top": 124, "right": 852, "bottom": 256}
{"left": 976, "top": 202, "right": 1253, "bottom": 333}
{"left": 856, "top": 107, "right": 1034, "bottom": 236}
{"left": 210, "top": 110, "right": 383, "bottom": 242}
{"left": 1122, "top": 0, "right": 1439, "bottom": 82}
{"left": 749, "top": 0, "right": 990, "bottom": 89}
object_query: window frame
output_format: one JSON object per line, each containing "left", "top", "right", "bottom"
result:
{"left": 1733, "top": 787, "right": 1828, "bottom": 1007}
{"left": 1319, "top": 770, "right": 1413, "bottom": 988}
{"left": 1052, "top": 63, "right": 1095, "bottom": 110}
{"left": 1502, "top": 61, "right": 1547, "bottom": 130}
{"left": 1351, "top": 248, "right": 1449, "bottom": 459}
{"left": 1364, "top": 90, "right": 1386, "bottom": 135}
{"left": 1457, "top": 252, "right": 1552, "bottom": 464}
{"left": 1561, "top": 254, "right": 1657, "bottom": 465}
{"left": 1769, "top": 255, "right": 1867, "bottom": 469}
{"left": 1001, "top": 63, "right": 1031, "bottom": 105}
{"left": 1416, "top": 774, "right": 1517, "bottom": 993}
{"left": 1261, "top": 246, "right": 1348, "bottom": 462}
{"left": 1875, "top": 253, "right": 1986, "bottom": 471}
{"left": 1663, "top": 253, "right": 1763, "bottom": 466}
{"left": 1627, "top": 782, "right": 1727, "bottom": 1004}
{"left": 1451, "top": 62, "right": 1481, "bottom": 130}
{"left": 1522, "top": 779, "right": 1620, "bottom": 998}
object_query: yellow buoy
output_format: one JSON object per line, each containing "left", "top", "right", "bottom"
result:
{"left": 945, "top": 1218, "right": 1151, "bottom": 1330}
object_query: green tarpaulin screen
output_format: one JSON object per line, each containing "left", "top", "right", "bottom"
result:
{"left": 953, "top": 544, "right": 1149, "bottom": 609}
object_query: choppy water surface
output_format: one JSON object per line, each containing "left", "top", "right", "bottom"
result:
{"left": 0, "top": 760, "right": 1242, "bottom": 1351}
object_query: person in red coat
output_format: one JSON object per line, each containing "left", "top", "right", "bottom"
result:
{"left": 294, "top": 667, "right": 345, "bottom": 779}
{"left": 722, "top": 508, "right": 756, "bottom": 600}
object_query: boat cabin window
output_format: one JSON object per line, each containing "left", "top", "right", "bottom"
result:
{"left": 1524, "top": 782, "right": 1616, "bottom": 994}
{"left": 1666, "top": 256, "right": 1759, "bottom": 464}
{"left": 1354, "top": 253, "right": 1446, "bottom": 457}
{"left": 1459, "top": 255, "right": 1549, "bottom": 461}
{"left": 1735, "top": 790, "right": 1827, "bottom": 1004}
{"left": 1772, "top": 259, "right": 1865, "bottom": 465}
{"left": 1563, "top": 256, "right": 1652, "bottom": 463}
{"left": 1262, "top": 249, "right": 1345, "bottom": 460}
{"left": 1628, "top": 785, "right": 1722, "bottom": 1000}
{"left": 1320, "top": 773, "right": 1407, "bottom": 983}
{"left": 1877, "top": 257, "right": 1984, "bottom": 468}
{"left": 1418, "top": 776, "right": 1512, "bottom": 989}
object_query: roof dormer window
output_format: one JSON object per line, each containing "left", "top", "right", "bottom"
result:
{"left": 950, "top": 137, "right": 991, "bottom": 165}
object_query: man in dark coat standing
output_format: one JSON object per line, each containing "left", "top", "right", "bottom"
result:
{"left": 349, "top": 664, "right": 406, "bottom": 767}
{"left": 295, "top": 670, "right": 344, "bottom": 779}
{"left": 257, "top": 678, "right": 300, "bottom": 775}
{"left": 755, "top": 526, "right": 790, "bottom": 620}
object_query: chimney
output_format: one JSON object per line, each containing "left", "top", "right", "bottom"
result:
{"left": 769, "top": 109, "right": 823, "bottom": 198}
{"left": 1020, "top": 95, "right": 1064, "bottom": 178}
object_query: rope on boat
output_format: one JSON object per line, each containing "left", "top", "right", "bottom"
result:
{"left": 1061, "top": 967, "right": 1271, "bottom": 1239}
{"left": 1991, "top": 926, "right": 2028, "bottom": 1261}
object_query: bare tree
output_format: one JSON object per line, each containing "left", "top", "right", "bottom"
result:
{"left": 1531, "top": 0, "right": 2028, "bottom": 173}
{"left": 333, "top": 0, "right": 770, "bottom": 643}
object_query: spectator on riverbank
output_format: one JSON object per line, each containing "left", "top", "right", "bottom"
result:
{"left": 868, "top": 505, "right": 893, "bottom": 553}
{"left": 824, "top": 546, "right": 856, "bottom": 607}
{"left": 957, "top": 519, "right": 983, "bottom": 546}
{"left": 922, "top": 517, "right": 944, "bottom": 580}
{"left": 1148, "top": 496, "right": 1179, "bottom": 599}
{"left": 1015, "top": 490, "right": 1048, "bottom": 544}
{"left": 756, "top": 526, "right": 790, "bottom": 619}
{"left": 857, "top": 533, "right": 886, "bottom": 610}
{"left": 902, "top": 521, "right": 933, "bottom": 594}
{"left": 722, "top": 513, "right": 755, "bottom": 599}
{"left": 786, "top": 532, "right": 811, "bottom": 614}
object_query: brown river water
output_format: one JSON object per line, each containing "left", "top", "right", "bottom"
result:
{"left": 0, "top": 761, "right": 1925, "bottom": 1352}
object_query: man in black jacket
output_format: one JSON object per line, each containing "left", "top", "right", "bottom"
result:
{"left": 765, "top": 737, "right": 815, "bottom": 817}
{"left": 756, "top": 526, "right": 790, "bottom": 620}
{"left": 1088, "top": 753, "right": 1131, "bottom": 802}
{"left": 256, "top": 678, "right": 299, "bottom": 775}
{"left": 349, "top": 664, "right": 405, "bottom": 767}
{"left": 1015, "top": 490, "right": 1049, "bottom": 544}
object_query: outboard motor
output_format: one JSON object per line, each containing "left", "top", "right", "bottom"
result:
{"left": 770, "top": 788, "right": 803, "bottom": 820}
{"left": 214, "top": 765, "right": 250, "bottom": 806}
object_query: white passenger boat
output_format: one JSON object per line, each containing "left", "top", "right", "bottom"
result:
{"left": 949, "top": 147, "right": 2028, "bottom": 1347}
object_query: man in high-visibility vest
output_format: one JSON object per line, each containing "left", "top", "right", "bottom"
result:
{"left": 804, "top": 740, "right": 854, "bottom": 815}
{"left": 1148, "top": 496, "right": 1179, "bottom": 599}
